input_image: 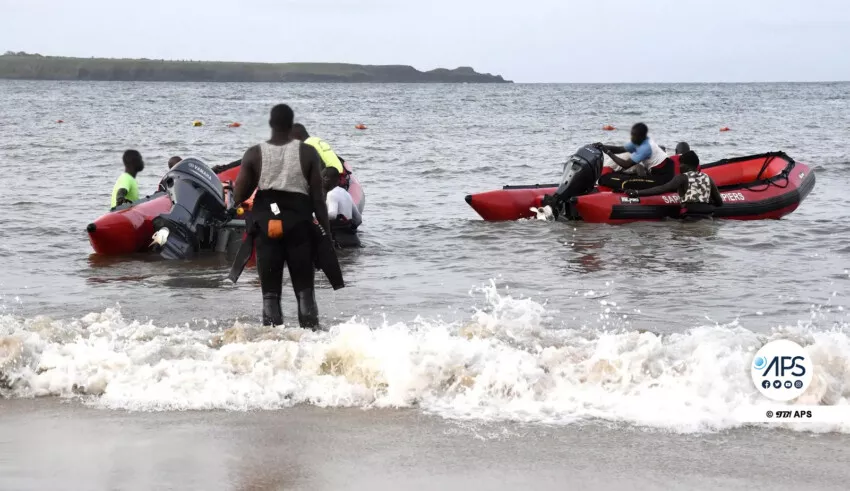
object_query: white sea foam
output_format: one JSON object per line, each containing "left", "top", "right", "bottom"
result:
{"left": 1, "top": 282, "right": 848, "bottom": 433}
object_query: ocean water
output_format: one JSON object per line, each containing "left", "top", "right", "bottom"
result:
{"left": 0, "top": 81, "right": 849, "bottom": 435}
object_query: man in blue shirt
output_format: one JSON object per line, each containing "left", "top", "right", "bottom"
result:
{"left": 596, "top": 123, "right": 675, "bottom": 191}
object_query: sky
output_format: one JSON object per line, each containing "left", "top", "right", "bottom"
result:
{"left": 1, "top": 0, "right": 849, "bottom": 83}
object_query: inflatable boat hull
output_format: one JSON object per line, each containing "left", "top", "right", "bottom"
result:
{"left": 466, "top": 152, "right": 815, "bottom": 224}
{"left": 88, "top": 162, "right": 365, "bottom": 255}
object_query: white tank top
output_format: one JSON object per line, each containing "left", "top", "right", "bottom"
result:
{"left": 257, "top": 140, "right": 309, "bottom": 195}
{"left": 643, "top": 138, "right": 669, "bottom": 169}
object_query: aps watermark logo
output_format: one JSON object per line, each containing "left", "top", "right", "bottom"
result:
{"left": 751, "top": 339, "right": 813, "bottom": 401}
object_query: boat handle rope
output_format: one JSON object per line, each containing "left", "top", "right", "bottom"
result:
{"left": 742, "top": 155, "right": 791, "bottom": 192}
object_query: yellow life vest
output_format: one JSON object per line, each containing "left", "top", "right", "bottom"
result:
{"left": 304, "top": 136, "right": 343, "bottom": 173}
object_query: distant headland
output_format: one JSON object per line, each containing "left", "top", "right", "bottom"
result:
{"left": 0, "top": 52, "right": 511, "bottom": 83}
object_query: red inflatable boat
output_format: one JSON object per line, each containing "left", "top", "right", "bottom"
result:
{"left": 466, "top": 152, "right": 815, "bottom": 224}
{"left": 87, "top": 161, "right": 365, "bottom": 255}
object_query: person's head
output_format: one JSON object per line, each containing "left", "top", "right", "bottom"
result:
{"left": 167, "top": 156, "right": 182, "bottom": 169}
{"left": 630, "top": 123, "right": 648, "bottom": 145}
{"left": 123, "top": 149, "right": 144, "bottom": 174}
{"left": 322, "top": 167, "right": 340, "bottom": 192}
{"left": 290, "top": 123, "right": 309, "bottom": 141}
{"left": 675, "top": 142, "right": 691, "bottom": 155}
{"left": 680, "top": 150, "right": 700, "bottom": 172}
{"left": 269, "top": 104, "right": 294, "bottom": 133}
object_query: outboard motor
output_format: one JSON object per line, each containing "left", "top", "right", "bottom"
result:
{"left": 543, "top": 144, "right": 604, "bottom": 216}
{"left": 151, "top": 158, "right": 228, "bottom": 259}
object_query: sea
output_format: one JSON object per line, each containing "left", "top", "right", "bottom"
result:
{"left": 0, "top": 81, "right": 849, "bottom": 490}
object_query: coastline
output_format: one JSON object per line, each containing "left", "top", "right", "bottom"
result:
{"left": 0, "top": 54, "right": 511, "bottom": 83}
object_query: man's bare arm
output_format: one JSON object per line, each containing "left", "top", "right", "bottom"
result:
{"left": 302, "top": 145, "right": 331, "bottom": 234}
{"left": 233, "top": 146, "right": 260, "bottom": 204}
{"left": 602, "top": 145, "right": 627, "bottom": 154}
{"left": 115, "top": 188, "right": 130, "bottom": 206}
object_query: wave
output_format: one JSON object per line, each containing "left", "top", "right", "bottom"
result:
{"left": 1, "top": 282, "right": 848, "bottom": 433}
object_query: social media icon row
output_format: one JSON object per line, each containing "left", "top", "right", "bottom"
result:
{"left": 761, "top": 380, "right": 804, "bottom": 389}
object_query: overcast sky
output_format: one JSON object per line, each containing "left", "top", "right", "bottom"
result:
{"left": 2, "top": 0, "right": 849, "bottom": 82}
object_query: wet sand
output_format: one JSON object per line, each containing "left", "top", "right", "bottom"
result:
{"left": 1, "top": 399, "right": 848, "bottom": 491}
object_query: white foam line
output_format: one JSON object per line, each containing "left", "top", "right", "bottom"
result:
{"left": 1, "top": 283, "right": 848, "bottom": 434}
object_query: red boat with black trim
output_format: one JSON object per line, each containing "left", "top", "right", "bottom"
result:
{"left": 465, "top": 146, "right": 814, "bottom": 224}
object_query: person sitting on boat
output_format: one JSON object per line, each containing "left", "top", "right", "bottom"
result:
{"left": 168, "top": 156, "right": 182, "bottom": 169}
{"left": 595, "top": 123, "right": 674, "bottom": 191}
{"left": 111, "top": 150, "right": 144, "bottom": 209}
{"left": 626, "top": 150, "right": 723, "bottom": 219}
{"left": 323, "top": 167, "right": 362, "bottom": 248}
{"left": 665, "top": 142, "right": 696, "bottom": 175}
{"left": 290, "top": 123, "right": 350, "bottom": 189}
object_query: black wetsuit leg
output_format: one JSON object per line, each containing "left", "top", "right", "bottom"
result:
{"left": 256, "top": 232, "right": 286, "bottom": 326}
{"left": 282, "top": 222, "right": 315, "bottom": 294}
{"left": 255, "top": 221, "right": 316, "bottom": 327}
{"left": 283, "top": 222, "right": 318, "bottom": 328}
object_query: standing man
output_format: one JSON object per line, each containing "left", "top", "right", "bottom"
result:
{"left": 231, "top": 104, "right": 332, "bottom": 329}
{"left": 111, "top": 150, "right": 144, "bottom": 209}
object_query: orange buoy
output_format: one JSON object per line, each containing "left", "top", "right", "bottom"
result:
{"left": 602, "top": 125, "right": 615, "bottom": 131}
{"left": 56, "top": 120, "right": 64, "bottom": 124}
{"left": 228, "top": 122, "right": 242, "bottom": 128}
{"left": 720, "top": 127, "right": 731, "bottom": 132}
{"left": 355, "top": 124, "right": 367, "bottom": 130}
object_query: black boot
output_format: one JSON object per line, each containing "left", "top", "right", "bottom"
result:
{"left": 296, "top": 289, "right": 319, "bottom": 329}
{"left": 262, "top": 293, "right": 283, "bottom": 326}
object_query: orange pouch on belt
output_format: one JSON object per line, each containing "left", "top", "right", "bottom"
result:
{"left": 267, "top": 219, "right": 284, "bottom": 239}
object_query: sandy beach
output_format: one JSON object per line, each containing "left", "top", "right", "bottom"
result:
{"left": 1, "top": 399, "right": 847, "bottom": 491}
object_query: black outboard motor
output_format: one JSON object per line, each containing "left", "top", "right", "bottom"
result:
{"left": 543, "top": 144, "right": 604, "bottom": 216}
{"left": 151, "top": 158, "right": 228, "bottom": 259}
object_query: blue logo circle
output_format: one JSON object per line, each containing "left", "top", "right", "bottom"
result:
{"left": 751, "top": 340, "right": 814, "bottom": 402}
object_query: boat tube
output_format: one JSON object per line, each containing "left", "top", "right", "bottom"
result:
{"left": 465, "top": 146, "right": 815, "bottom": 224}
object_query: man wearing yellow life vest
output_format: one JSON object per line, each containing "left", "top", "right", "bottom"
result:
{"left": 290, "top": 124, "right": 349, "bottom": 189}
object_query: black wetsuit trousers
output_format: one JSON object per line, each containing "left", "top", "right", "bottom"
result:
{"left": 255, "top": 221, "right": 315, "bottom": 296}
{"left": 598, "top": 158, "right": 676, "bottom": 191}
{"left": 681, "top": 203, "right": 716, "bottom": 221}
